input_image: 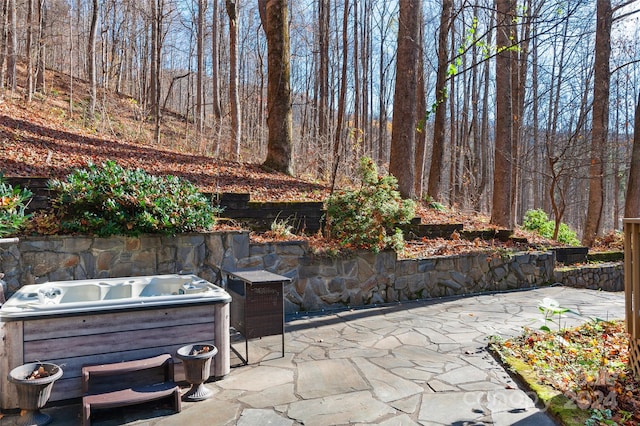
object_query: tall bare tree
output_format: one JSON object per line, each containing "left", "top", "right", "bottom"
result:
{"left": 427, "top": 0, "right": 452, "bottom": 202}
{"left": 0, "top": 0, "right": 9, "bottom": 91}
{"left": 211, "top": 0, "right": 221, "bottom": 120}
{"left": 583, "top": 0, "right": 612, "bottom": 246}
{"left": 226, "top": 0, "right": 241, "bottom": 160}
{"left": 196, "top": 0, "right": 207, "bottom": 134}
{"left": 491, "top": 0, "right": 515, "bottom": 228}
{"left": 330, "top": 0, "right": 349, "bottom": 192}
{"left": 86, "top": 0, "right": 98, "bottom": 119}
{"left": 389, "top": 0, "right": 420, "bottom": 199}
{"left": 414, "top": 12, "right": 426, "bottom": 199}
{"left": 317, "top": 0, "right": 330, "bottom": 147}
{"left": 35, "top": 0, "right": 46, "bottom": 92}
{"left": 149, "top": 0, "right": 164, "bottom": 144}
{"left": 625, "top": 91, "right": 640, "bottom": 218}
{"left": 6, "top": 0, "right": 15, "bottom": 91}
{"left": 25, "top": 0, "right": 34, "bottom": 101}
{"left": 258, "top": 0, "right": 293, "bottom": 175}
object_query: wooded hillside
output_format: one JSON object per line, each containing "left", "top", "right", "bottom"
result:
{"left": 0, "top": 0, "right": 638, "bottom": 243}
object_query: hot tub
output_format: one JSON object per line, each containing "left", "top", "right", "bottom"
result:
{"left": 0, "top": 274, "right": 231, "bottom": 410}
{"left": 0, "top": 274, "right": 230, "bottom": 318}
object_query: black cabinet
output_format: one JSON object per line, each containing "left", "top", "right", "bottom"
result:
{"left": 225, "top": 270, "right": 290, "bottom": 364}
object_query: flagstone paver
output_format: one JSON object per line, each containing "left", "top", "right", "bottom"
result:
{"left": 297, "top": 359, "right": 369, "bottom": 399}
{"left": 288, "top": 391, "right": 395, "bottom": 426}
{"left": 236, "top": 409, "right": 293, "bottom": 426}
{"left": 24, "top": 286, "right": 625, "bottom": 425}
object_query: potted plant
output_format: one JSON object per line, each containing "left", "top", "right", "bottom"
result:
{"left": 8, "top": 362, "right": 63, "bottom": 426}
{"left": 176, "top": 343, "right": 217, "bottom": 401}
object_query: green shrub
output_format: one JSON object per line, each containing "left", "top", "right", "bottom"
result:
{"left": 523, "top": 209, "right": 580, "bottom": 246}
{"left": 423, "top": 194, "right": 446, "bottom": 211}
{"left": 326, "top": 157, "right": 415, "bottom": 252}
{"left": 49, "top": 161, "right": 219, "bottom": 237}
{"left": 0, "top": 177, "right": 32, "bottom": 237}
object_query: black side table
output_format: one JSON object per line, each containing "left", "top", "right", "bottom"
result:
{"left": 224, "top": 270, "right": 291, "bottom": 364}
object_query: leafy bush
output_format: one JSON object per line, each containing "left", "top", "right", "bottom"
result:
{"left": 0, "top": 177, "right": 32, "bottom": 237}
{"left": 523, "top": 209, "right": 580, "bottom": 246}
{"left": 326, "top": 157, "right": 415, "bottom": 252}
{"left": 49, "top": 161, "right": 219, "bottom": 237}
{"left": 423, "top": 194, "right": 446, "bottom": 211}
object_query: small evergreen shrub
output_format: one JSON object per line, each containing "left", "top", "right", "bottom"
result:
{"left": 49, "top": 161, "right": 219, "bottom": 237}
{"left": 523, "top": 209, "right": 580, "bottom": 246}
{"left": 0, "top": 176, "right": 32, "bottom": 237}
{"left": 326, "top": 157, "right": 415, "bottom": 252}
{"left": 423, "top": 194, "right": 446, "bottom": 211}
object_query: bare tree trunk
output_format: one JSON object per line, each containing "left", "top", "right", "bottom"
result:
{"left": 196, "top": 0, "right": 206, "bottom": 134}
{"left": 389, "top": 0, "right": 420, "bottom": 199}
{"left": 150, "top": 0, "right": 163, "bottom": 145}
{"left": 211, "top": 0, "right": 221, "bottom": 120}
{"left": 531, "top": 27, "right": 541, "bottom": 208}
{"left": 68, "top": 2, "right": 74, "bottom": 113}
{"left": 624, "top": 91, "right": 640, "bottom": 218}
{"left": 478, "top": 5, "right": 493, "bottom": 213}
{"left": 35, "top": 0, "right": 45, "bottom": 92}
{"left": 491, "top": 0, "right": 515, "bottom": 228}
{"left": 470, "top": 1, "right": 482, "bottom": 210}
{"left": 414, "top": 16, "right": 426, "bottom": 199}
{"left": 6, "top": 0, "right": 15, "bottom": 92}
{"left": 427, "top": 0, "right": 452, "bottom": 202}
{"left": 259, "top": 0, "right": 293, "bottom": 174}
{"left": 318, "top": 0, "right": 329, "bottom": 144}
{"left": 86, "top": 0, "right": 98, "bottom": 120}
{"left": 25, "top": 0, "right": 34, "bottom": 102}
{"left": 376, "top": 1, "right": 390, "bottom": 165}
{"left": 226, "top": 0, "right": 241, "bottom": 160}
{"left": 0, "top": 0, "right": 8, "bottom": 91}
{"left": 330, "top": 0, "right": 349, "bottom": 193}
{"left": 150, "top": 0, "right": 158, "bottom": 113}
{"left": 353, "top": 0, "right": 360, "bottom": 156}
{"left": 583, "top": 0, "right": 611, "bottom": 246}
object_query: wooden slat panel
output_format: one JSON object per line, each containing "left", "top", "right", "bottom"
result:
{"left": 23, "top": 304, "right": 216, "bottom": 340}
{"left": 627, "top": 223, "right": 640, "bottom": 339}
{"left": 30, "top": 340, "right": 215, "bottom": 380}
{"left": 214, "top": 303, "right": 230, "bottom": 376}
{"left": 49, "top": 376, "right": 83, "bottom": 401}
{"left": 0, "top": 321, "right": 23, "bottom": 409}
{"left": 25, "top": 322, "right": 214, "bottom": 360}
{"left": 625, "top": 220, "right": 632, "bottom": 334}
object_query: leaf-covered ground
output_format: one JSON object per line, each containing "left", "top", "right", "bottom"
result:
{"left": 0, "top": 100, "right": 330, "bottom": 202}
{"left": 491, "top": 320, "right": 640, "bottom": 425}
{"left": 0, "top": 68, "right": 625, "bottom": 253}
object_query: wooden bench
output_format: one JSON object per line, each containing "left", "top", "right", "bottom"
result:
{"left": 81, "top": 354, "right": 181, "bottom": 426}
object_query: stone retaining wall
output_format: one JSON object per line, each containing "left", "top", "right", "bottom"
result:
{"left": 0, "top": 233, "right": 622, "bottom": 314}
{"left": 287, "top": 251, "right": 555, "bottom": 312}
{"left": 0, "top": 232, "right": 250, "bottom": 293}
{"left": 553, "top": 262, "right": 623, "bottom": 292}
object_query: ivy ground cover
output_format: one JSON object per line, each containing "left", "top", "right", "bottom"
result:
{"left": 490, "top": 320, "right": 640, "bottom": 425}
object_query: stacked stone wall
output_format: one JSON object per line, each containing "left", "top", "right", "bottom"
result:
{"left": 0, "top": 232, "right": 249, "bottom": 293}
{"left": 0, "top": 234, "right": 622, "bottom": 314}
{"left": 553, "top": 262, "right": 623, "bottom": 292}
